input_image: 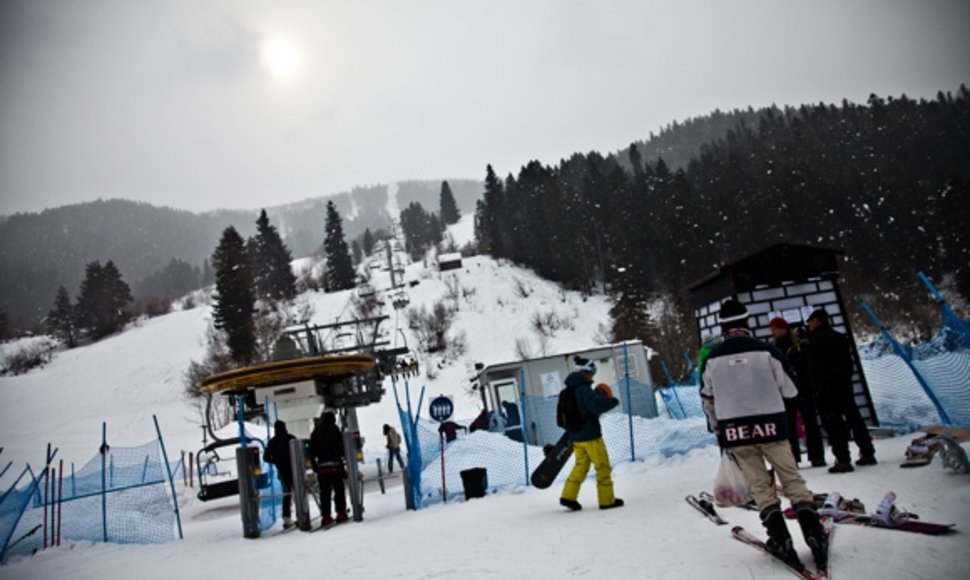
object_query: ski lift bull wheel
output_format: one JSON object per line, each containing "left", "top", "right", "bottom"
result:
{"left": 196, "top": 354, "right": 377, "bottom": 395}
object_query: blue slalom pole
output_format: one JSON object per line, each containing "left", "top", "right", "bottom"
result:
{"left": 518, "top": 370, "right": 530, "bottom": 485}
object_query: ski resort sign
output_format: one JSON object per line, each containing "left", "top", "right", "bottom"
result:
{"left": 429, "top": 395, "right": 454, "bottom": 423}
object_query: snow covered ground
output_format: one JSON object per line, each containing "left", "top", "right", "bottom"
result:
{"left": 2, "top": 217, "right": 968, "bottom": 579}
{"left": 4, "top": 435, "right": 968, "bottom": 580}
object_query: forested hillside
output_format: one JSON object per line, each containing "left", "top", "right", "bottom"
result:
{"left": 476, "top": 88, "right": 970, "bottom": 340}
{"left": 0, "top": 179, "right": 481, "bottom": 330}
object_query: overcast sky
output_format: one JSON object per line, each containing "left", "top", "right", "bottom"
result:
{"left": 1, "top": 0, "right": 967, "bottom": 215}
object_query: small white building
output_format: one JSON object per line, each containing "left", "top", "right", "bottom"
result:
{"left": 438, "top": 252, "right": 463, "bottom": 272}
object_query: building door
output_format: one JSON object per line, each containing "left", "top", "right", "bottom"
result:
{"left": 491, "top": 379, "right": 524, "bottom": 442}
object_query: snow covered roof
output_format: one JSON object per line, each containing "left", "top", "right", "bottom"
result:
{"left": 438, "top": 252, "right": 462, "bottom": 263}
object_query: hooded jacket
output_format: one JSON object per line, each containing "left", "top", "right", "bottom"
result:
{"left": 309, "top": 414, "right": 345, "bottom": 466}
{"left": 806, "top": 324, "right": 854, "bottom": 394}
{"left": 263, "top": 425, "right": 296, "bottom": 471}
{"left": 563, "top": 371, "right": 619, "bottom": 442}
{"left": 700, "top": 329, "right": 798, "bottom": 448}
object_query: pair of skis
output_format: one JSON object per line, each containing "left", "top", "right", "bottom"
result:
{"left": 685, "top": 492, "right": 832, "bottom": 579}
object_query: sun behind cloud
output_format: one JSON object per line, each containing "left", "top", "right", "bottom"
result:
{"left": 261, "top": 37, "right": 302, "bottom": 80}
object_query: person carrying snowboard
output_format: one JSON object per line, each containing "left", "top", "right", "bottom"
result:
{"left": 263, "top": 420, "right": 297, "bottom": 528}
{"left": 559, "top": 356, "right": 624, "bottom": 511}
{"left": 700, "top": 299, "right": 827, "bottom": 570}
{"left": 309, "top": 412, "right": 349, "bottom": 527}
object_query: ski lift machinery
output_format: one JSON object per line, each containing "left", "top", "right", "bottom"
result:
{"left": 195, "top": 314, "right": 410, "bottom": 537}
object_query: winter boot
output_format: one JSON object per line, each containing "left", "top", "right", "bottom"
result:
{"left": 283, "top": 516, "right": 294, "bottom": 529}
{"left": 321, "top": 514, "right": 334, "bottom": 528}
{"left": 336, "top": 511, "right": 350, "bottom": 524}
{"left": 599, "top": 498, "right": 624, "bottom": 510}
{"left": 761, "top": 505, "right": 802, "bottom": 568}
{"left": 559, "top": 498, "right": 582, "bottom": 511}
{"left": 855, "top": 454, "right": 877, "bottom": 466}
{"left": 794, "top": 502, "right": 828, "bottom": 570}
{"left": 828, "top": 461, "right": 854, "bottom": 474}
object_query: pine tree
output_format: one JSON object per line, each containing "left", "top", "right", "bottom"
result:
{"left": 211, "top": 227, "right": 257, "bottom": 364}
{"left": 47, "top": 286, "right": 77, "bottom": 347}
{"left": 251, "top": 210, "right": 297, "bottom": 301}
{"left": 351, "top": 239, "right": 363, "bottom": 265}
{"left": 201, "top": 259, "right": 215, "bottom": 286}
{"left": 478, "top": 165, "right": 505, "bottom": 257}
{"left": 362, "top": 228, "right": 375, "bottom": 256}
{"left": 439, "top": 180, "right": 461, "bottom": 225}
{"left": 608, "top": 267, "right": 652, "bottom": 342}
{"left": 323, "top": 201, "right": 356, "bottom": 292}
{"left": 75, "top": 260, "right": 132, "bottom": 339}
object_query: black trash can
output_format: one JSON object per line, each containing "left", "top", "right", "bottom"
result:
{"left": 459, "top": 467, "right": 488, "bottom": 500}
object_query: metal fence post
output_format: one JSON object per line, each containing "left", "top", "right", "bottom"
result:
{"left": 859, "top": 300, "right": 952, "bottom": 425}
{"left": 518, "top": 370, "right": 530, "bottom": 485}
{"left": 101, "top": 423, "right": 107, "bottom": 543}
{"left": 153, "top": 415, "right": 184, "bottom": 540}
{"left": 623, "top": 342, "right": 635, "bottom": 462}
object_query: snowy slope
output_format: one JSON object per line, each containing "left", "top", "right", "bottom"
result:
{"left": 0, "top": 218, "right": 608, "bottom": 470}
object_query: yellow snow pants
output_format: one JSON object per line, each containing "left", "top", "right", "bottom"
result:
{"left": 560, "top": 437, "right": 615, "bottom": 507}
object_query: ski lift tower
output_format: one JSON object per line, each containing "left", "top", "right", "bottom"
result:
{"left": 197, "top": 315, "right": 410, "bottom": 538}
{"left": 687, "top": 243, "right": 879, "bottom": 426}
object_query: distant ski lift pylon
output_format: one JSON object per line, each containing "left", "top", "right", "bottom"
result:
{"left": 357, "top": 283, "right": 376, "bottom": 299}
{"left": 391, "top": 290, "right": 410, "bottom": 310}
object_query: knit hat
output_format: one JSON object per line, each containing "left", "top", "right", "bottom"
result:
{"left": 768, "top": 317, "right": 789, "bottom": 331}
{"left": 573, "top": 355, "right": 597, "bottom": 374}
{"left": 274, "top": 420, "right": 287, "bottom": 434}
{"left": 807, "top": 309, "right": 829, "bottom": 324}
{"left": 717, "top": 299, "right": 749, "bottom": 324}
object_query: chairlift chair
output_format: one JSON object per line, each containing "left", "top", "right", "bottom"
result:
{"left": 391, "top": 290, "right": 411, "bottom": 310}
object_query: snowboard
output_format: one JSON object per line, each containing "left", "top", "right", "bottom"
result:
{"left": 801, "top": 513, "right": 954, "bottom": 535}
{"left": 530, "top": 433, "right": 573, "bottom": 489}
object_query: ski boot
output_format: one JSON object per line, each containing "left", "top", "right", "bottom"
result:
{"left": 761, "top": 505, "right": 803, "bottom": 568}
{"left": 794, "top": 501, "right": 829, "bottom": 571}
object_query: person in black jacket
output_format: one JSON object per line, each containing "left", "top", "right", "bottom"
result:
{"left": 805, "top": 309, "right": 876, "bottom": 473}
{"left": 309, "top": 412, "right": 348, "bottom": 526}
{"left": 769, "top": 317, "right": 826, "bottom": 467}
{"left": 263, "top": 421, "right": 297, "bottom": 528}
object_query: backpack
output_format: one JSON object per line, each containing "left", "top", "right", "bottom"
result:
{"left": 556, "top": 386, "right": 585, "bottom": 432}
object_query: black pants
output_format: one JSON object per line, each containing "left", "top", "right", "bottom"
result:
{"left": 318, "top": 467, "right": 347, "bottom": 517}
{"left": 277, "top": 470, "right": 293, "bottom": 518}
{"left": 785, "top": 394, "right": 825, "bottom": 465}
{"left": 818, "top": 388, "right": 875, "bottom": 463}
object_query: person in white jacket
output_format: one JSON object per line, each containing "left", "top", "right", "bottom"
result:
{"left": 700, "top": 299, "right": 827, "bottom": 571}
